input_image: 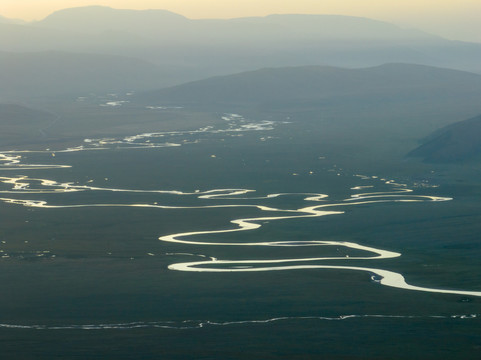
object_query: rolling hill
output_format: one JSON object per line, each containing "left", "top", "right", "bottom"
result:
{"left": 137, "top": 63, "right": 481, "bottom": 107}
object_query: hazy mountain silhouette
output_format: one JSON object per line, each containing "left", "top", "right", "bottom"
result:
{"left": 0, "top": 15, "right": 25, "bottom": 25}
{"left": 35, "top": 6, "right": 187, "bottom": 35}
{"left": 35, "top": 6, "right": 430, "bottom": 41}
{"left": 408, "top": 115, "right": 481, "bottom": 162}
{"left": 138, "top": 63, "right": 481, "bottom": 106}
{"left": 0, "top": 5, "right": 480, "bottom": 83}
{"left": 0, "top": 51, "right": 185, "bottom": 101}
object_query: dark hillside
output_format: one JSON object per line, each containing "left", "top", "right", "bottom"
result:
{"left": 137, "top": 63, "right": 481, "bottom": 107}
{"left": 408, "top": 115, "right": 481, "bottom": 162}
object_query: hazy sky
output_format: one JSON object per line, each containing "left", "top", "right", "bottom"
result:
{"left": 2, "top": 0, "right": 480, "bottom": 42}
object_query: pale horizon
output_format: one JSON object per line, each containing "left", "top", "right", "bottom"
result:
{"left": 1, "top": 0, "right": 481, "bottom": 42}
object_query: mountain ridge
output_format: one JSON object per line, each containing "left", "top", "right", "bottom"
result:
{"left": 0, "top": 6, "right": 480, "bottom": 79}
{"left": 34, "top": 6, "right": 433, "bottom": 41}
{"left": 35, "top": 6, "right": 187, "bottom": 35}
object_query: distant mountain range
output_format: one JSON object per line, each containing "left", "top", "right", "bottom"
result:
{"left": 25, "top": 7, "right": 481, "bottom": 72}
{"left": 408, "top": 115, "right": 481, "bottom": 162}
{"left": 1, "top": 6, "right": 481, "bottom": 103}
{"left": 34, "top": 6, "right": 432, "bottom": 41}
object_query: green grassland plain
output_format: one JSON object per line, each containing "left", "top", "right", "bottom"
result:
{"left": 0, "top": 98, "right": 480, "bottom": 359}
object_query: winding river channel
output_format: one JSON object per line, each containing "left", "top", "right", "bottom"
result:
{"left": 1, "top": 113, "right": 480, "bottom": 307}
